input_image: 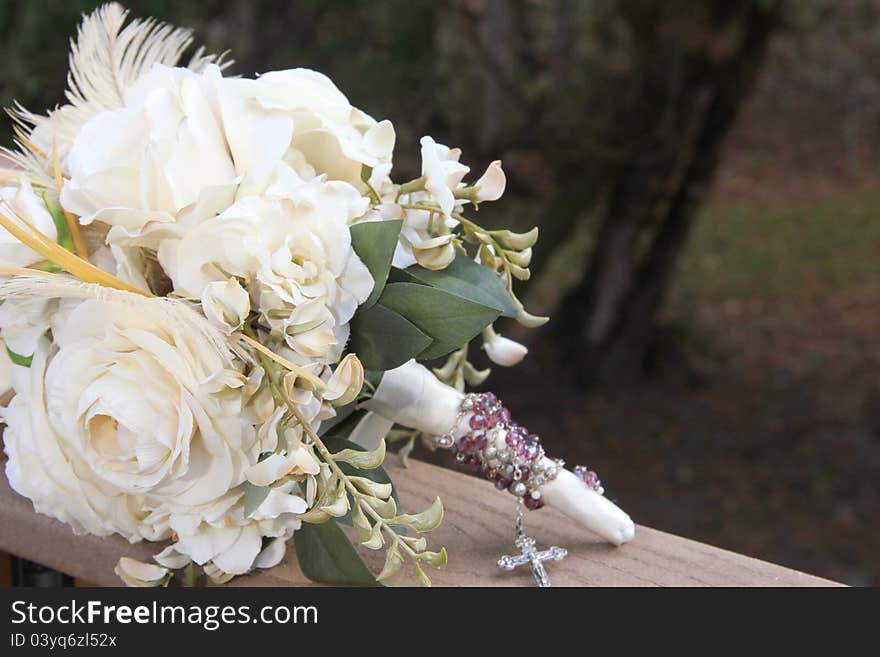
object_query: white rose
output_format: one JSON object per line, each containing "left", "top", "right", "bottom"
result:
{"left": 60, "top": 62, "right": 395, "bottom": 232}
{"left": 236, "top": 68, "right": 396, "bottom": 192}
{"left": 1, "top": 297, "right": 308, "bottom": 573}
{"left": 0, "top": 178, "right": 58, "bottom": 267}
{"left": 157, "top": 180, "right": 373, "bottom": 363}
{"left": 60, "top": 64, "right": 236, "bottom": 232}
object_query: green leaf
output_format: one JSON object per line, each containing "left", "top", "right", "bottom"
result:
{"left": 348, "top": 302, "right": 432, "bottom": 370}
{"left": 243, "top": 482, "right": 271, "bottom": 518}
{"left": 350, "top": 219, "right": 403, "bottom": 308}
{"left": 294, "top": 519, "right": 379, "bottom": 586}
{"left": 396, "top": 252, "right": 517, "bottom": 317}
{"left": 418, "top": 338, "right": 465, "bottom": 361}
{"left": 317, "top": 403, "right": 358, "bottom": 437}
{"left": 6, "top": 346, "right": 32, "bottom": 368}
{"left": 377, "top": 283, "right": 500, "bottom": 360}
{"left": 42, "top": 193, "right": 74, "bottom": 252}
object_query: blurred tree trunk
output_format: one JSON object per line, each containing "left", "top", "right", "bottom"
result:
{"left": 554, "top": 1, "right": 783, "bottom": 385}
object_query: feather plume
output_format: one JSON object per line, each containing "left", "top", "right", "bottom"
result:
{"left": 6, "top": 2, "right": 232, "bottom": 168}
{"left": 0, "top": 270, "right": 251, "bottom": 366}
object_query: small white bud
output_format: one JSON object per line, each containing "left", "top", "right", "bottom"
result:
{"left": 474, "top": 160, "right": 506, "bottom": 202}
{"left": 201, "top": 278, "right": 250, "bottom": 333}
{"left": 412, "top": 234, "right": 456, "bottom": 270}
{"left": 481, "top": 325, "right": 528, "bottom": 367}
{"left": 115, "top": 557, "right": 169, "bottom": 587}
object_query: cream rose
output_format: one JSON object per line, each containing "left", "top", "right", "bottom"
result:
{"left": 59, "top": 63, "right": 395, "bottom": 235}
{"left": 1, "top": 296, "right": 311, "bottom": 573}
{"left": 60, "top": 64, "right": 236, "bottom": 232}
{"left": 155, "top": 179, "right": 373, "bottom": 364}
{"left": 232, "top": 68, "right": 396, "bottom": 192}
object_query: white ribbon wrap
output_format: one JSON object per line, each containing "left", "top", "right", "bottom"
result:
{"left": 357, "top": 360, "right": 635, "bottom": 546}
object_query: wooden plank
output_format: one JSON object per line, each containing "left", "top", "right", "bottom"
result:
{"left": 0, "top": 456, "right": 839, "bottom": 587}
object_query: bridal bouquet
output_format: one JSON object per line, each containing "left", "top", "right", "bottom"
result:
{"left": 0, "top": 3, "right": 560, "bottom": 586}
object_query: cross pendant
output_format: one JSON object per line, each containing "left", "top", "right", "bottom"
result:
{"left": 497, "top": 534, "right": 568, "bottom": 587}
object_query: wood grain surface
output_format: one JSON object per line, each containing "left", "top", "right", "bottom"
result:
{"left": 0, "top": 455, "right": 840, "bottom": 587}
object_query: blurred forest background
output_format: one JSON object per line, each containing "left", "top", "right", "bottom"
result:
{"left": 1, "top": 0, "right": 879, "bottom": 585}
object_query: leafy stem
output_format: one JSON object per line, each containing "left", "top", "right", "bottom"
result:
{"left": 250, "top": 342, "right": 425, "bottom": 577}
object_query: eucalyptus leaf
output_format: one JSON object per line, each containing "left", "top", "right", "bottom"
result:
{"left": 294, "top": 520, "right": 379, "bottom": 586}
{"left": 348, "top": 303, "right": 432, "bottom": 370}
{"left": 6, "top": 346, "right": 32, "bottom": 368}
{"left": 398, "top": 252, "right": 517, "bottom": 317}
{"left": 243, "top": 482, "right": 270, "bottom": 518}
{"left": 350, "top": 219, "right": 403, "bottom": 308}
{"left": 377, "top": 283, "right": 500, "bottom": 359}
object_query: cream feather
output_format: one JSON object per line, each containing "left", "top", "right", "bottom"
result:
{"left": 0, "top": 270, "right": 251, "bottom": 366}
{"left": 7, "top": 2, "right": 231, "bottom": 170}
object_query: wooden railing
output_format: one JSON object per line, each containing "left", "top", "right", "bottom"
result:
{"left": 0, "top": 456, "right": 839, "bottom": 587}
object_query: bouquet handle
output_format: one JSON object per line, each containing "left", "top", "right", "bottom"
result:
{"left": 356, "top": 360, "right": 635, "bottom": 546}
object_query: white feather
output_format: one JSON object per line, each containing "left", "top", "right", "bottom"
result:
{"left": 6, "top": 2, "right": 231, "bottom": 170}
{"left": 0, "top": 271, "right": 251, "bottom": 366}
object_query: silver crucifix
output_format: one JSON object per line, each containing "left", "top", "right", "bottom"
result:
{"left": 497, "top": 534, "right": 567, "bottom": 587}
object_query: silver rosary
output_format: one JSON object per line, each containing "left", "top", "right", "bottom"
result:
{"left": 497, "top": 499, "right": 567, "bottom": 587}
{"left": 438, "top": 392, "right": 604, "bottom": 587}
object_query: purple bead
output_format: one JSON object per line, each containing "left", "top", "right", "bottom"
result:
{"left": 483, "top": 393, "right": 498, "bottom": 406}
{"left": 519, "top": 467, "right": 530, "bottom": 481}
{"left": 524, "top": 444, "right": 539, "bottom": 459}
{"left": 494, "top": 408, "right": 511, "bottom": 424}
{"left": 505, "top": 433, "right": 520, "bottom": 446}
{"left": 524, "top": 496, "right": 544, "bottom": 510}
{"left": 525, "top": 434, "right": 540, "bottom": 446}
{"left": 494, "top": 479, "right": 507, "bottom": 490}
{"left": 469, "top": 413, "right": 487, "bottom": 430}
